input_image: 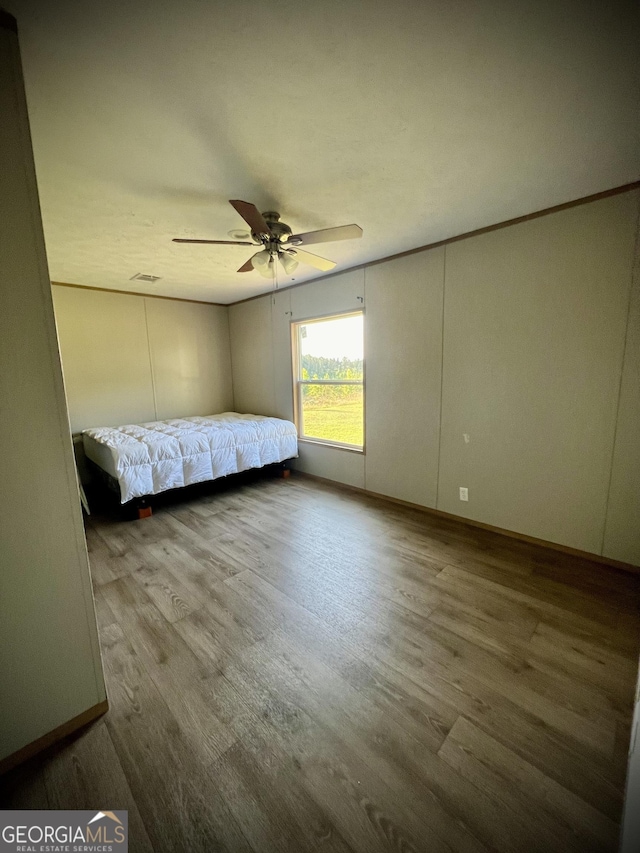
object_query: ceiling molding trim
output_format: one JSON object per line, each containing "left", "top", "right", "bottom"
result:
{"left": 229, "top": 180, "right": 640, "bottom": 307}
{"left": 50, "top": 281, "right": 227, "bottom": 308}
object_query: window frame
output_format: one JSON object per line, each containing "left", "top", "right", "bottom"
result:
{"left": 291, "top": 310, "right": 365, "bottom": 453}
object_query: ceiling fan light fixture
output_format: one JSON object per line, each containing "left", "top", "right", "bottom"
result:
{"left": 250, "top": 248, "right": 270, "bottom": 270}
{"left": 251, "top": 249, "right": 275, "bottom": 278}
{"left": 260, "top": 259, "right": 276, "bottom": 279}
{"left": 279, "top": 252, "right": 299, "bottom": 275}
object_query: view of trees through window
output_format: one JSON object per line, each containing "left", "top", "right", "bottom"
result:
{"left": 294, "top": 313, "right": 364, "bottom": 448}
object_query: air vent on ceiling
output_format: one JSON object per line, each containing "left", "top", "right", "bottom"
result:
{"left": 130, "top": 273, "right": 162, "bottom": 283}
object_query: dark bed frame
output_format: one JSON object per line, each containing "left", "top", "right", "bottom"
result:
{"left": 86, "top": 457, "right": 292, "bottom": 519}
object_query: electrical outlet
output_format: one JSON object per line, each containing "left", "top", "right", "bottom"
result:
{"left": 459, "top": 487, "right": 469, "bottom": 501}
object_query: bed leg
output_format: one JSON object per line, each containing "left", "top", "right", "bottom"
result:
{"left": 135, "top": 498, "right": 152, "bottom": 519}
{"left": 280, "top": 468, "right": 291, "bottom": 479}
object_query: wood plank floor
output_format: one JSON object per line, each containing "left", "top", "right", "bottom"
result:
{"left": 2, "top": 472, "right": 640, "bottom": 852}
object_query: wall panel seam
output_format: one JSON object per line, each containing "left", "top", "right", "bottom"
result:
{"left": 601, "top": 194, "right": 640, "bottom": 556}
{"left": 227, "top": 307, "right": 238, "bottom": 412}
{"left": 363, "top": 267, "right": 369, "bottom": 492}
{"left": 435, "top": 244, "right": 446, "bottom": 509}
{"left": 143, "top": 298, "right": 158, "bottom": 420}
{"left": 271, "top": 294, "right": 277, "bottom": 416}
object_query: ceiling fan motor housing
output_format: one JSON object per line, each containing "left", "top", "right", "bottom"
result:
{"left": 253, "top": 211, "right": 293, "bottom": 248}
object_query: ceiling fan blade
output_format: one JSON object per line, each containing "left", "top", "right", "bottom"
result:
{"left": 287, "top": 248, "right": 336, "bottom": 272}
{"left": 173, "top": 238, "right": 255, "bottom": 245}
{"left": 288, "top": 224, "right": 363, "bottom": 246}
{"left": 238, "top": 254, "right": 259, "bottom": 273}
{"left": 229, "top": 200, "right": 271, "bottom": 236}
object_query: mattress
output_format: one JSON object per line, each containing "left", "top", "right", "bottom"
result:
{"left": 83, "top": 412, "right": 298, "bottom": 503}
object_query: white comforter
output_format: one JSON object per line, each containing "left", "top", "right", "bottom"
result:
{"left": 83, "top": 413, "right": 298, "bottom": 503}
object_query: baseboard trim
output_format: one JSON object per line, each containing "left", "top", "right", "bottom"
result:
{"left": 294, "top": 471, "right": 640, "bottom": 574}
{"left": 0, "top": 700, "right": 109, "bottom": 776}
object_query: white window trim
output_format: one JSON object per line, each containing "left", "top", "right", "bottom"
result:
{"left": 291, "top": 310, "right": 365, "bottom": 452}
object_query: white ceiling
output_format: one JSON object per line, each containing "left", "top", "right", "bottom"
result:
{"left": 8, "top": 0, "right": 640, "bottom": 304}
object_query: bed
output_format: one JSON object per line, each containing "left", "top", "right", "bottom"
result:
{"left": 82, "top": 412, "right": 298, "bottom": 506}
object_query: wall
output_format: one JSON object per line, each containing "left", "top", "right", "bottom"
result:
{"left": 51, "top": 286, "right": 234, "bottom": 433}
{"left": 229, "top": 295, "right": 277, "bottom": 418}
{"left": 365, "top": 251, "right": 444, "bottom": 508}
{"left": 438, "top": 194, "right": 636, "bottom": 555}
{"left": 228, "top": 189, "right": 640, "bottom": 565}
{"left": 0, "top": 14, "right": 105, "bottom": 764}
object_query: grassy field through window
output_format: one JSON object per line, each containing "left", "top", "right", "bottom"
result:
{"left": 301, "top": 388, "right": 363, "bottom": 447}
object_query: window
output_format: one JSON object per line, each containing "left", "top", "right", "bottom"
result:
{"left": 292, "top": 312, "right": 364, "bottom": 450}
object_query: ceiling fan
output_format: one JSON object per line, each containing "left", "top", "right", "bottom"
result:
{"left": 173, "top": 200, "right": 363, "bottom": 278}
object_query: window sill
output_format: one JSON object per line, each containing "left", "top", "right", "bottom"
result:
{"left": 298, "top": 438, "right": 365, "bottom": 455}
